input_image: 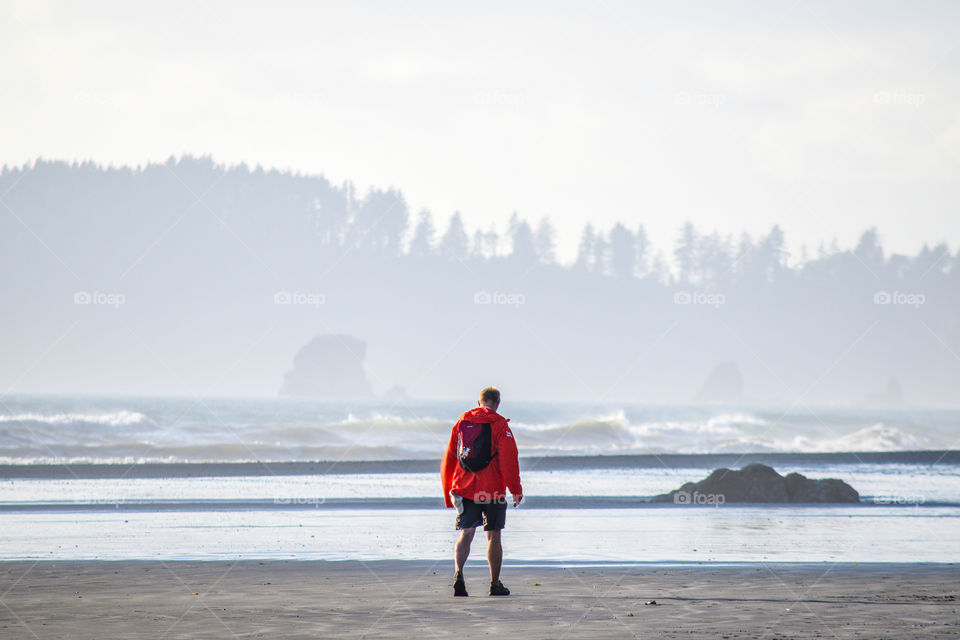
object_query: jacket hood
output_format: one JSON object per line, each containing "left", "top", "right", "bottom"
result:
{"left": 461, "top": 406, "right": 507, "bottom": 423}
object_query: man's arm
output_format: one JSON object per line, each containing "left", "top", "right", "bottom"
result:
{"left": 497, "top": 420, "right": 523, "bottom": 505}
{"left": 440, "top": 422, "right": 459, "bottom": 508}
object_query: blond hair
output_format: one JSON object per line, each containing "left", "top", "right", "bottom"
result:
{"left": 479, "top": 386, "right": 500, "bottom": 406}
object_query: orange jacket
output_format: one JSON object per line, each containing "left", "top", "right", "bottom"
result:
{"left": 441, "top": 406, "right": 523, "bottom": 507}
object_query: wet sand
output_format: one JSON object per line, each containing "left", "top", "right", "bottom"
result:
{"left": 3, "top": 450, "right": 957, "bottom": 479}
{"left": 0, "top": 561, "right": 957, "bottom": 639}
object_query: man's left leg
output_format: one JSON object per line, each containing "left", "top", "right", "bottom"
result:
{"left": 454, "top": 527, "right": 474, "bottom": 597}
{"left": 455, "top": 527, "right": 475, "bottom": 574}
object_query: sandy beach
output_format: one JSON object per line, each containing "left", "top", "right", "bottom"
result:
{"left": 1, "top": 561, "right": 956, "bottom": 639}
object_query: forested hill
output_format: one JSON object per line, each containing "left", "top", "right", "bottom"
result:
{"left": 2, "top": 156, "right": 958, "bottom": 405}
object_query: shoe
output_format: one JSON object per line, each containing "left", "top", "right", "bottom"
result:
{"left": 454, "top": 571, "right": 468, "bottom": 597}
{"left": 489, "top": 580, "right": 510, "bottom": 596}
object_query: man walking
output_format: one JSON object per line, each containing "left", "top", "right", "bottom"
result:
{"left": 441, "top": 386, "right": 523, "bottom": 597}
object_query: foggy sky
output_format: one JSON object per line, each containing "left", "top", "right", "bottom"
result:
{"left": 2, "top": 0, "right": 959, "bottom": 262}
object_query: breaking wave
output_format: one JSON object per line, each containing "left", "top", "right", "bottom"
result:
{"left": 0, "top": 411, "right": 151, "bottom": 428}
{"left": 0, "top": 401, "right": 944, "bottom": 464}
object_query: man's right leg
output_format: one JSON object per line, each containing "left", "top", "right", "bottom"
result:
{"left": 486, "top": 529, "right": 503, "bottom": 583}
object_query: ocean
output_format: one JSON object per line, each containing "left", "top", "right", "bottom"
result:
{"left": 1, "top": 394, "right": 958, "bottom": 564}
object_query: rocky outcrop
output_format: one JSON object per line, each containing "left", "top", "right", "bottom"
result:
{"left": 695, "top": 362, "right": 744, "bottom": 403}
{"left": 651, "top": 463, "right": 859, "bottom": 503}
{"left": 864, "top": 375, "right": 904, "bottom": 406}
{"left": 279, "top": 334, "right": 373, "bottom": 398}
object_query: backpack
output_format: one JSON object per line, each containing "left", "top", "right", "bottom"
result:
{"left": 456, "top": 420, "right": 497, "bottom": 472}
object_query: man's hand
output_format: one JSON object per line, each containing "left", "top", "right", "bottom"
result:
{"left": 512, "top": 494, "right": 523, "bottom": 507}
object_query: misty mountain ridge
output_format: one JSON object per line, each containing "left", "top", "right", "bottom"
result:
{"left": 1, "top": 156, "right": 958, "bottom": 406}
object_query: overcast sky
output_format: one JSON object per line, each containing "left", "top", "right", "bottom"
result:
{"left": 2, "top": 0, "right": 958, "bottom": 262}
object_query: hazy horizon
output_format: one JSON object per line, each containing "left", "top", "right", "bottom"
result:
{"left": 2, "top": 1, "right": 959, "bottom": 406}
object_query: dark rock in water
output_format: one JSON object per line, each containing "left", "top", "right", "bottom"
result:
{"left": 279, "top": 334, "right": 373, "bottom": 398}
{"left": 651, "top": 463, "right": 859, "bottom": 503}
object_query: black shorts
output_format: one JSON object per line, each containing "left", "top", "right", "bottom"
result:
{"left": 453, "top": 494, "right": 507, "bottom": 531}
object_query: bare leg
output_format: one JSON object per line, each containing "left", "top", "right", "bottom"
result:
{"left": 455, "top": 527, "right": 475, "bottom": 573}
{"left": 486, "top": 529, "right": 502, "bottom": 583}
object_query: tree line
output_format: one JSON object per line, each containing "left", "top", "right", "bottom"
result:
{"left": 2, "top": 155, "right": 956, "bottom": 291}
